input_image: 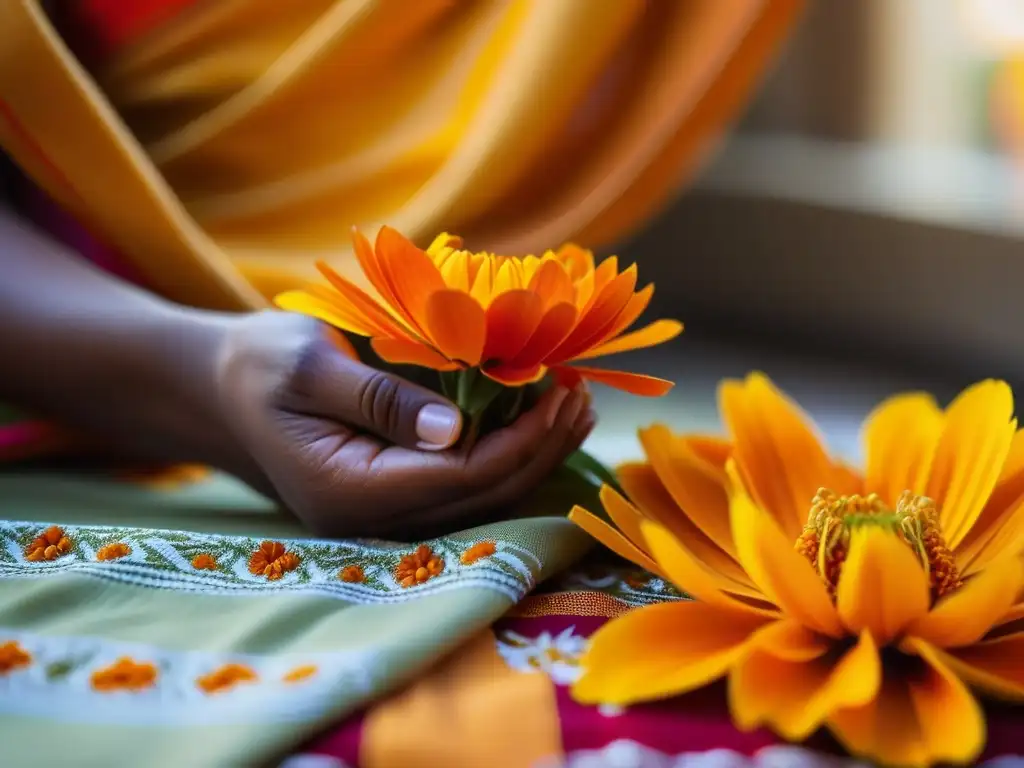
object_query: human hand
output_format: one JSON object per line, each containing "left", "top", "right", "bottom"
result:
{"left": 212, "top": 311, "right": 596, "bottom": 540}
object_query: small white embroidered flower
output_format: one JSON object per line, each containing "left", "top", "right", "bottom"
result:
{"left": 496, "top": 626, "right": 588, "bottom": 685}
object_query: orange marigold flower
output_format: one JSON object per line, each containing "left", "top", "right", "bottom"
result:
{"left": 191, "top": 553, "right": 218, "bottom": 571}
{"left": 395, "top": 545, "right": 444, "bottom": 588}
{"left": 338, "top": 565, "right": 366, "bottom": 583}
{"left": 90, "top": 657, "right": 158, "bottom": 692}
{"left": 282, "top": 665, "right": 318, "bottom": 684}
{"left": 0, "top": 641, "right": 31, "bottom": 675}
{"left": 24, "top": 525, "right": 73, "bottom": 562}
{"left": 96, "top": 543, "right": 131, "bottom": 561}
{"left": 197, "top": 663, "right": 258, "bottom": 694}
{"left": 274, "top": 227, "right": 682, "bottom": 396}
{"left": 460, "top": 540, "right": 497, "bottom": 565}
{"left": 248, "top": 541, "right": 300, "bottom": 581}
{"left": 570, "top": 375, "right": 1024, "bottom": 768}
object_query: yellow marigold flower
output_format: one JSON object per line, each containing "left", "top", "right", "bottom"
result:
{"left": 274, "top": 227, "right": 681, "bottom": 396}
{"left": 460, "top": 540, "right": 497, "bottom": 565}
{"left": 191, "top": 553, "right": 218, "bottom": 571}
{"left": 24, "top": 525, "right": 72, "bottom": 562}
{"left": 0, "top": 641, "right": 31, "bottom": 675}
{"left": 91, "top": 657, "right": 158, "bottom": 692}
{"left": 338, "top": 565, "right": 366, "bottom": 583}
{"left": 571, "top": 375, "right": 1024, "bottom": 768}
{"left": 96, "top": 543, "right": 131, "bottom": 561}
{"left": 248, "top": 541, "right": 300, "bottom": 581}
{"left": 282, "top": 665, "right": 318, "bottom": 684}
{"left": 395, "top": 545, "right": 444, "bottom": 588}
{"left": 197, "top": 663, "right": 258, "bottom": 694}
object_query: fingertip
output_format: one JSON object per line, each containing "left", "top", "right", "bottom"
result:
{"left": 415, "top": 402, "right": 462, "bottom": 450}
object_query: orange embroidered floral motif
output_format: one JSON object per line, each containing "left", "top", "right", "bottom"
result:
{"left": 338, "top": 565, "right": 366, "bottom": 583}
{"left": 191, "top": 553, "right": 218, "bottom": 571}
{"left": 0, "top": 641, "right": 31, "bottom": 675}
{"left": 460, "top": 540, "right": 497, "bottom": 565}
{"left": 90, "top": 657, "right": 158, "bottom": 692}
{"left": 395, "top": 545, "right": 444, "bottom": 587}
{"left": 24, "top": 526, "right": 73, "bottom": 562}
{"left": 197, "top": 663, "right": 258, "bottom": 694}
{"left": 248, "top": 541, "right": 300, "bottom": 580}
{"left": 96, "top": 543, "right": 131, "bottom": 561}
{"left": 282, "top": 665, "right": 318, "bottom": 684}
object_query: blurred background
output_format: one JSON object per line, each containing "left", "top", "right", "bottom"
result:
{"left": 592, "top": 0, "right": 1024, "bottom": 464}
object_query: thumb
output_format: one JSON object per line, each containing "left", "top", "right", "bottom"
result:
{"left": 280, "top": 334, "right": 463, "bottom": 451}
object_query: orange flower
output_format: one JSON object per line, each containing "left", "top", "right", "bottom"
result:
{"left": 282, "top": 665, "right": 318, "bottom": 684}
{"left": 248, "top": 541, "right": 300, "bottom": 581}
{"left": 91, "top": 657, "right": 158, "bottom": 692}
{"left": 460, "top": 540, "right": 497, "bottom": 565}
{"left": 0, "top": 641, "right": 31, "bottom": 675}
{"left": 24, "top": 525, "right": 72, "bottom": 562}
{"left": 571, "top": 375, "right": 1024, "bottom": 767}
{"left": 197, "top": 663, "right": 258, "bottom": 694}
{"left": 191, "top": 553, "right": 218, "bottom": 571}
{"left": 395, "top": 545, "right": 444, "bottom": 587}
{"left": 96, "top": 543, "right": 131, "bottom": 561}
{"left": 275, "top": 227, "right": 681, "bottom": 396}
{"left": 338, "top": 565, "right": 366, "bottom": 583}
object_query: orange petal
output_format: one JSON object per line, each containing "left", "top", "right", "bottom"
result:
{"left": 351, "top": 228, "right": 399, "bottom": 311}
{"left": 556, "top": 243, "right": 594, "bottom": 283}
{"left": 510, "top": 302, "right": 578, "bottom": 369}
{"left": 730, "top": 629, "right": 879, "bottom": 741}
{"left": 568, "top": 507, "right": 663, "bottom": 577}
{"left": 370, "top": 338, "right": 458, "bottom": 371}
{"left": 598, "top": 485, "right": 648, "bottom": 554}
{"left": 730, "top": 486, "right": 844, "bottom": 638}
{"left": 274, "top": 290, "right": 380, "bottom": 338}
{"left": 925, "top": 380, "right": 1016, "bottom": 550}
{"left": 589, "top": 284, "right": 654, "bottom": 349}
{"left": 639, "top": 425, "right": 737, "bottom": 560}
{"left": 527, "top": 260, "right": 574, "bottom": 308}
{"left": 830, "top": 640, "right": 985, "bottom": 767}
{"left": 939, "top": 631, "right": 1024, "bottom": 701}
{"left": 747, "top": 619, "right": 831, "bottom": 662}
{"left": 424, "top": 290, "right": 486, "bottom": 366}
{"left": 720, "top": 373, "right": 857, "bottom": 539}
{"left": 482, "top": 290, "right": 544, "bottom": 364}
{"left": 862, "top": 393, "right": 943, "bottom": 508}
{"left": 375, "top": 226, "right": 446, "bottom": 336}
{"left": 684, "top": 436, "right": 732, "bottom": 470}
{"left": 572, "top": 601, "right": 769, "bottom": 706}
{"left": 567, "top": 367, "right": 674, "bottom": 397}
{"left": 908, "top": 556, "right": 1023, "bottom": 647}
{"left": 572, "top": 319, "right": 683, "bottom": 362}
{"left": 315, "top": 261, "right": 418, "bottom": 341}
{"left": 484, "top": 364, "right": 546, "bottom": 387}
{"left": 549, "top": 266, "right": 637, "bottom": 363}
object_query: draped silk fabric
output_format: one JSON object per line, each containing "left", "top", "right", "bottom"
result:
{"left": 0, "top": 0, "right": 801, "bottom": 311}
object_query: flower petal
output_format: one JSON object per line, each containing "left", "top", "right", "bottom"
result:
{"left": 375, "top": 226, "right": 446, "bottom": 335}
{"left": 370, "top": 338, "right": 458, "bottom": 371}
{"left": 567, "top": 367, "right": 674, "bottom": 397}
{"left": 908, "top": 556, "right": 1024, "bottom": 647}
{"left": 482, "top": 290, "right": 544, "bottom": 364}
{"left": 274, "top": 290, "right": 380, "bottom": 338}
{"left": 314, "top": 261, "right": 418, "bottom": 340}
{"left": 483, "top": 364, "right": 546, "bottom": 387}
{"left": 351, "top": 228, "right": 398, "bottom": 309}
{"left": 571, "top": 319, "right": 683, "bottom": 362}
{"left": 721, "top": 374, "right": 856, "bottom": 539}
{"left": 925, "top": 380, "right": 1016, "bottom": 551}
{"left": 548, "top": 265, "right": 637, "bottom": 363}
{"left": 730, "top": 485, "right": 844, "bottom": 637}
{"left": 746, "top": 619, "right": 831, "bottom": 661}
{"left": 424, "top": 290, "right": 486, "bottom": 366}
{"left": 835, "top": 526, "right": 930, "bottom": 645}
{"left": 527, "top": 260, "right": 574, "bottom": 308}
{"left": 567, "top": 506, "right": 663, "bottom": 577}
{"left": 510, "top": 302, "right": 578, "bottom": 369}
{"left": 939, "top": 631, "right": 1024, "bottom": 700}
{"left": 862, "top": 393, "right": 943, "bottom": 508}
{"left": 598, "top": 484, "right": 648, "bottom": 554}
{"left": 572, "top": 601, "right": 769, "bottom": 706}
{"left": 730, "top": 629, "right": 880, "bottom": 741}
{"left": 830, "top": 640, "right": 985, "bottom": 768}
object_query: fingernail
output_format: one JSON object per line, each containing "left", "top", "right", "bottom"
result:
{"left": 416, "top": 403, "right": 461, "bottom": 450}
{"left": 545, "top": 387, "right": 572, "bottom": 428}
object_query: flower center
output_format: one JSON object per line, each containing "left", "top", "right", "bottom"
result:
{"left": 795, "top": 488, "right": 962, "bottom": 600}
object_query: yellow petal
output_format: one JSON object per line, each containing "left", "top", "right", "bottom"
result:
{"left": 597, "top": 485, "right": 648, "bottom": 555}
{"left": 830, "top": 640, "right": 985, "bottom": 768}
{"left": 439, "top": 250, "right": 471, "bottom": 292}
{"left": 424, "top": 290, "right": 486, "bottom": 366}
{"left": 568, "top": 507, "right": 663, "bottom": 577}
{"left": 274, "top": 291, "right": 379, "bottom": 338}
{"left": 370, "top": 338, "right": 458, "bottom": 371}
{"left": 730, "top": 487, "right": 844, "bottom": 638}
{"left": 720, "top": 373, "right": 857, "bottom": 539}
{"left": 925, "top": 380, "right": 1016, "bottom": 551}
{"left": 730, "top": 629, "right": 879, "bottom": 741}
{"left": 571, "top": 319, "right": 683, "bottom": 362}
{"left": 835, "top": 526, "right": 930, "bottom": 645}
{"left": 940, "top": 631, "right": 1024, "bottom": 701}
{"left": 908, "top": 556, "right": 1024, "bottom": 647}
{"left": 572, "top": 602, "right": 769, "bottom": 706}
{"left": 746, "top": 619, "right": 830, "bottom": 662}
{"left": 862, "top": 393, "right": 943, "bottom": 508}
